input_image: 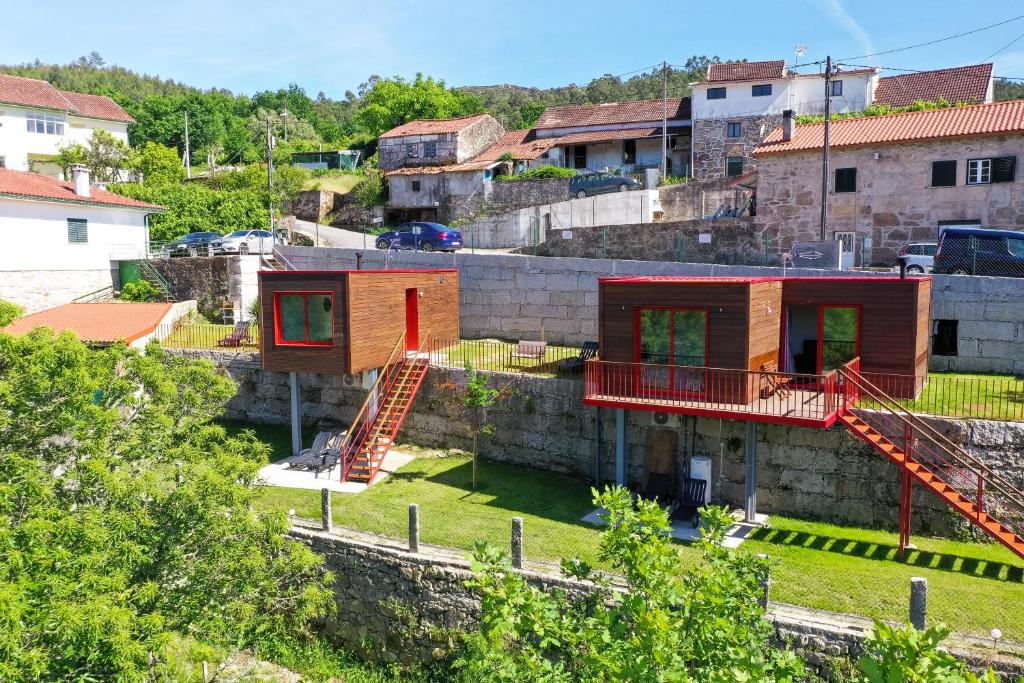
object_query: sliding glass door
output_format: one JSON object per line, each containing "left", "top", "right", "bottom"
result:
{"left": 637, "top": 308, "right": 707, "bottom": 394}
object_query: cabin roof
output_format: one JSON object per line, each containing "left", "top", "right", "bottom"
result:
{"left": 598, "top": 275, "right": 929, "bottom": 284}
{"left": 259, "top": 268, "right": 458, "bottom": 277}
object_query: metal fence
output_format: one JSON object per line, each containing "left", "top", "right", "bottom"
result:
{"left": 156, "top": 322, "right": 260, "bottom": 350}
{"left": 428, "top": 338, "right": 584, "bottom": 376}
{"left": 865, "top": 372, "right": 1024, "bottom": 422}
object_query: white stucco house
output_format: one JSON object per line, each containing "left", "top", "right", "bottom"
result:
{"left": 0, "top": 166, "right": 163, "bottom": 312}
{"left": 0, "top": 74, "right": 134, "bottom": 178}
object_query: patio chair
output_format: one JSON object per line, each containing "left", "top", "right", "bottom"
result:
{"left": 644, "top": 471, "right": 675, "bottom": 510}
{"left": 217, "top": 320, "right": 252, "bottom": 348}
{"left": 509, "top": 341, "right": 547, "bottom": 367}
{"left": 670, "top": 477, "right": 707, "bottom": 528}
{"left": 312, "top": 431, "right": 347, "bottom": 477}
{"left": 287, "top": 430, "right": 334, "bottom": 470}
{"left": 758, "top": 361, "right": 791, "bottom": 399}
{"left": 557, "top": 341, "right": 599, "bottom": 374}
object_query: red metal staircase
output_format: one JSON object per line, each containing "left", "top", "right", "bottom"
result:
{"left": 339, "top": 333, "right": 430, "bottom": 484}
{"left": 836, "top": 364, "right": 1024, "bottom": 561}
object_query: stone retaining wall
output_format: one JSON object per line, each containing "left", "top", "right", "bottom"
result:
{"left": 930, "top": 275, "right": 1024, "bottom": 374}
{"left": 147, "top": 256, "right": 230, "bottom": 320}
{"left": 485, "top": 177, "right": 568, "bottom": 214}
{"left": 659, "top": 180, "right": 754, "bottom": 221}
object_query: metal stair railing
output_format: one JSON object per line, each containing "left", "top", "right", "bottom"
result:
{"left": 109, "top": 243, "right": 174, "bottom": 301}
{"left": 839, "top": 366, "right": 1024, "bottom": 547}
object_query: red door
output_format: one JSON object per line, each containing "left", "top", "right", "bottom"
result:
{"left": 405, "top": 288, "right": 419, "bottom": 352}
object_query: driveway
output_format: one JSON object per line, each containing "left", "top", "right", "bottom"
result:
{"left": 291, "top": 219, "right": 379, "bottom": 250}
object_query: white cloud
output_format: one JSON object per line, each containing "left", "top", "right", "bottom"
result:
{"left": 813, "top": 0, "right": 877, "bottom": 60}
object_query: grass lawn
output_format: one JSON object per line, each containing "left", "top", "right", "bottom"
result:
{"left": 898, "top": 371, "right": 1024, "bottom": 421}
{"left": 161, "top": 323, "right": 260, "bottom": 351}
{"left": 434, "top": 338, "right": 582, "bottom": 377}
{"left": 302, "top": 173, "right": 361, "bottom": 195}
{"left": 237, "top": 420, "right": 1024, "bottom": 642}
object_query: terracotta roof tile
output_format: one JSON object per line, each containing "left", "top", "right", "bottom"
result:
{"left": 534, "top": 98, "right": 690, "bottom": 129}
{"left": 874, "top": 64, "right": 992, "bottom": 108}
{"left": 379, "top": 113, "right": 492, "bottom": 139}
{"left": 3, "top": 302, "right": 172, "bottom": 344}
{"left": 0, "top": 74, "right": 133, "bottom": 122}
{"left": 0, "top": 168, "right": 163, "bottom": 210}
{"left": 544, "top": 126, "right": 689, "bottom": 146}
{"left": 471, "top": 129, "right": 557, "bottom": 161}
{"left": 756, "top": 99, "right": 1024, "bottom": 155}
{"left": 58, "top": 90, "right": 134, "bottom": 122}
{"left": 706, "top": 60, "right": 786, "bottom": 83}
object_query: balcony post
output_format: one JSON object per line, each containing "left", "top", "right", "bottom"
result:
{"left": 745, "top": 421, "right": 758, "bottom": 523}
{"left": 289, "top": 371, "right": 301, "bottom": 456}
{"left": 615, "top": 408, "right": 627, "bottom": 486}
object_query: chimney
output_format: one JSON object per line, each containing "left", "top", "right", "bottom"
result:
{"left": 782, "top": 110, "right": 795, "bottom": 142}
{"left": 71, "top": 164, "right": 90, "bottom": 198}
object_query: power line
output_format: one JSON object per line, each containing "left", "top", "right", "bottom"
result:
{"left": 836, "top": 13, "right": 1024, "bottom": 61}
{"left": 983, "top": 29, "right": 1024, "bottom": 62}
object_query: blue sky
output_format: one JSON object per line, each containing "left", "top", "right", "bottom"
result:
{"left": 5, "top": 0, "right": 1024, "bottom": 97}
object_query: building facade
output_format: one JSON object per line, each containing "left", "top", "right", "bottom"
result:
{"left": 0, "top": 74, "right": 133, "bottom": 178}
{"left": 754, "top": 100, "right": 1024, "bottom": 264}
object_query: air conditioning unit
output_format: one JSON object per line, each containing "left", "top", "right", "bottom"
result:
{"left": 342, "top": 373, "right": 360, "bottom": 388}
{"left": 650, "top": 411, "right": 673, "bottom": 427}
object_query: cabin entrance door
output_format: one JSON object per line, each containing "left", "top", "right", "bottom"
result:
{"left": 636, "top": 308, "right": 708, "bottom": 396}
{"left": 405, "top": 288, "right": 419, "bottom": 353}
{"left": 783, "top": 304, "right": 859, "bottom": 375}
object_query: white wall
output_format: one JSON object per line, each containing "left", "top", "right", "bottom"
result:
{"left": 0, "top": 196, "right": 149, "bottom": 272}
{"left": 789, "top": 74, "right": 874, "bottom": 115}
{"left": 692, "top": 73, "right": 876, "bottom": 120}
{"left": 0, "top": 104, "right": 129, "bottom": 176}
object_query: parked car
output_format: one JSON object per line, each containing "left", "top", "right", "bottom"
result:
{"left": 210, "top": 229, "right": 276, "bottom": 255}
{"left": 933, "top": 227, "right": 1024, "bottom": 277}
{"left": 374, "top": 222, "right": 463, "bottom": 252}
{"left": 570, "top": 172, "right": 641, "bottom": 198}
{"left": 896, "top": 242, "right": 937, "bottom": 274}
{"left": 161, "top": 231, "right": 222, "bottom": 258}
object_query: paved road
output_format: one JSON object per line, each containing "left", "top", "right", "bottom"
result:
{"left": 291, "top": 219, "right": 380, "bottom": 250}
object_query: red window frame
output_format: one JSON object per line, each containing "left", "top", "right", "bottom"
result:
{"left": 273, "top": 290, "right": 335, "bottom": 347}
{"left": 633, "top": 306, "right": 710, "bottom": 365}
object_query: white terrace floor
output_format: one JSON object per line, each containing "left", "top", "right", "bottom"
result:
{"left": 581, "top": 508, "right": 769, "bottom": 548}
{"left": 258, "top": 449, "right": 416, "bottom": 493}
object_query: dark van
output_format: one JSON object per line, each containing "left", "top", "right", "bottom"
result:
{"left": 933, "top": 227, "right": 1024, "bottom": 277}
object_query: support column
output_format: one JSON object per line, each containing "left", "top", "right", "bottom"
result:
{"left": 615, "top": 408, "right": 627, "bottom": 486}
{"left": 289, "top": 371, "right": 301, "bottom": 456}
{"left": 899, "top": 470, "right": 913, "bottom": 560}
{"left": 745, "top": 421, "right": 758, "bottom": 524}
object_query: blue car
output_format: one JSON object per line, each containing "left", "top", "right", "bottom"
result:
{"left": 375, "top": 222, "right": 463, "bottom": 252}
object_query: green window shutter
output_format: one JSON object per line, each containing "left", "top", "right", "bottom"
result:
{"left": 67, "top": 218, "right": 88, "bottom": 243}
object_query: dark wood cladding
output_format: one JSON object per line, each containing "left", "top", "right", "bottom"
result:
{"left": 259, "top": 270, "right": 459, "bottom": 375}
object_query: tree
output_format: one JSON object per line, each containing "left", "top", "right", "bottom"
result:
{"left": 0, "top": 330, "right": 333, "bottom": 680}
{"left": 135, "top": 141, "right": 184, "bottom": 184}
{"left": 439, "top": 363, "right": 507, "bottom": 489}
{"left": 352, "top": 169, "right": 386, "bottom": 208}
{"left": 0, "top": 298, "right": 23, "bottom": 327}
{"left": 355, "top": 73, "right": 484, "bottom": 137}
{"left": 456, "top": 488, "right": 806, "bottom": 681}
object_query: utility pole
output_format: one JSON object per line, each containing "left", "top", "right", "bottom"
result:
{"left": 266, "top": 117, "right": 275, "bottom": 238}
{"left": 819, "top": 55, "right": 834, "bottom": 241}
{"left": 661, "top": 60, "right": 669, "bottom": 178}
{"left": 282, "top": 107, "right": 289, "bottom": 142}
{"left": 183, "top": 110, "right": 191, "bottom": 179}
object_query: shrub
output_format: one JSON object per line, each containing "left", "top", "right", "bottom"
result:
{"left": 659, "top": 174, "right": 689, "bottom": 187}
{"left": 119, "top": 279, "right": 163, "bottom": 302}
{"left": 494, "top": 166, "right": 577, "bottom": 181}
{"left": 353, "top": 169, "right": 386, "bottom": 208}
{"left": 0, "top": 298, "right": 23, "bottom": 327}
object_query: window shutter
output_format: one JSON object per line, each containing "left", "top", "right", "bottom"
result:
{"left": 834, "top": 168, "right": 857, "bottom": 193}
{"left": 992, "top": 156, "right": 1016, "bottom": 183}
{"left": 931, "top": 160, "right": 956, "bottom": 187}
{"left": 67, "top": 218, "right": 88, "bottom": 243}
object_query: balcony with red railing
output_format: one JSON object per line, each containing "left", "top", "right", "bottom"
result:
{"left": 583, "top": 358, "right": 857, "bottom": 428}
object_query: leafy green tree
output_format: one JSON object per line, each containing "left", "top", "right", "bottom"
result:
{"left": 352, "top": 169, "right": 386, "bottom": 208}
{"left": 456, "top": 488, "right": 805, "bottom": 681}
{"left": 0, "top": 330, "right": 333, "bottom": 680}
{"left": 135, "top": 141, "right": 185, "bottom": 184}
{"left": 356, "top": 74, "right": 484, "bottom": 136}
{"left": 0, "top": 298, "right": 23, "bottom": 327}
{"left": 111, "top": 182, "right": 268, "bottom": 241}
{"left": 52, "top": 142, "right": 88, "bottom": 178}
{"left": 87, "top": 129, "right": 135, "bottom": 181}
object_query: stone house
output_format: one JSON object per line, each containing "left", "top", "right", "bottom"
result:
{"left": 689, "top": 60, "right": 993, "bottom": 182}
{"left": 754, "top": 100, "right": 1024, "bottom": 265}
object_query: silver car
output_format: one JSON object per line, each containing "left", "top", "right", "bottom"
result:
{"left": 211, "top": 229, "right": 276, "bottom": 255}
{"left": 897, "top": 242, "right": 937, "bottom": 274}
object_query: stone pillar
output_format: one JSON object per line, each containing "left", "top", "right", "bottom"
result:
{"left": 910, "top": 577, "right": 928, "bottom": 630}
{"left": 615, "top": 409, "right": 627, "bottom": 486}
{"left": 321, "top": 488, "right": 332, "bottom": 532}
{"left": 745, "top": 421, "right": 758, "bottom": 523}
{"left": 289, "top": 371, "right": 301, "bottom": 456}
{"left": 408, "top": 504, "right": 420, "bottom": 553}
{"left": 511, "top": 517, "right": 524, "bottom": 569}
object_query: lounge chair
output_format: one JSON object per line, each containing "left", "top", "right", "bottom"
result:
{"left": 312, "top": 431, "right": 347, "bottom": 477}
{"left": 557, "top": 341, "right": 599, "bottom": 374}
{"left": 670, "top": 477, "right": 708, "bottom": 528}
{"left": 287, "top": 430, "right": 333, "bottom": 470}
{"left": 217, "top": 320, "right": 252, "bottom": 347}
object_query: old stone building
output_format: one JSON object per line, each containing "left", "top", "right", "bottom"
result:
{"left": 754, "top": 100, "right": 1024, "bottom": 264}
{"left": 378, "top": 113, "right": 503, "bottom": 171}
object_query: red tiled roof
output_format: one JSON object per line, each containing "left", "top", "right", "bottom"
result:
{"left": 874, "top": 64, "right": 992, "bottom": 108}
{"left": 379, "top": 113, "right": 492, "bottom": 139}
{"left": 385, "top": 160, "right": 498, "bottom": 176}
{"left": 471, "top": 129, "right": 557, "bottom": 161}
{"left": 756, "top": 99, "right": 1024, "bottom": 155}
{"left": 3, "top": 302, "right": 172, "bottom": 344}
{"left": 534, "top": 98, "right": 690, "bottom": 130}
{"left": 544, "top": 126, "right": 689, "bottom": 146}
{"left": 706, "top": 60, "right": 786, "bottom": 83}
{"left": 58, "top": 90, "right": 134, "bottom": 122}
{"left": 0, "top": 74, "right": 133, "bottom": 122}
{"left": 0, "top": 168, "right": 163, "bottom": 210}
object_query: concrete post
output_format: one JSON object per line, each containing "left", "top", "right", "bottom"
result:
{"left": 320, "top": 488, "right": 332, "bottom": 532}
{"left": 511, "top": 517, "right": 524, "bottom": 569}
{"left": 289, "top": 371, "right": 301, "bottom": 456}
{"left": 408, "top": 503, "right": 420, "bottom": 553}
{"left": 615, "top": 408, "right": 626, "bottom": 486}
{"left": 745, "top": 421, "right": 758, "bottom": 523}
{"left": 910, "top": 577, "right": 928, "bottom": 629}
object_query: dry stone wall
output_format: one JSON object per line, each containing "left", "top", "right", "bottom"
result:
{"left": 484, "top": 178, "right": 569, "bottom": 214}
{"left": 693, "top": 113, "right": 783, "bottom": 181}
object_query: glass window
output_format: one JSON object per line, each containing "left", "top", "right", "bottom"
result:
{"left": 831, "top": 80, "right": 843, "bottom": 96}
{"left": 751, "top": 84, "right": 772, "bottom": 97}
{"left": 1008, "top": 238, "right": 1024, "bottom": 258}
{"left": 26, "top": 112, "right": 65, "bottom": 135}
{"left": 67, "top": 218, "right": 87, "bottom": 244}
{"left": 638, "top": 308, "right": 708, "bottom": 393}
{"left": 707, "top": 87, "right": 726, "bottom": 100}
{"left": 834, "top": 167, "right": 857, "bottom": 193}
{"left": 931, "top": 160, "right": 956, "bottom": 187}
{"left": 423, "top": 141, "right": 437, "bottom": 157}
{"left": 411, "top": 180, "right": 421, "bottom": 192}
{"left": 276, "top": 292, "right": 334, "bottom": 346}
{"left": 726, "top": 157, "right": 744, "bottom": 178}
{"left": 967, "top": 158, "right": 991, "bottom": 185}
{"left": 727, "top": 122, "right": 742, "bottom": 138}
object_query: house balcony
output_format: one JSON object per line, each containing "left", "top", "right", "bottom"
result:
{"left": 583, "top": 359, "right": 857, "bottom": 428}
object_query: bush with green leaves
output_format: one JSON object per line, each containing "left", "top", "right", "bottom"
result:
{"left": 112, "top": 181, "right": 269, "bottom": 242}
{"left": 857, "top": 621, "right": 999, "bottom": 682}
{"left": 353, "top": 169, "right": 386, "bottom": 208}
{"left": 494, "top": 165, "right": 577, "bottom": 181}
{"left": 659, "top": 174, "right": 690, "bottom": 187}
{"left": 118, "top": 279, "right": 163, "bottom": 302}
{"left": 0, "top": 298, "right": 23, "bottom": 327}
{"left": 454, "top": 487, "right": 805, "bottom": 681}
{"left": 0, "top": 330, "right": 334, "bottom": 680}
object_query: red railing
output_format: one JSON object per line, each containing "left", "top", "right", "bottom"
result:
{"left": 584, "top": 359, "right": 845, "bottom": 426}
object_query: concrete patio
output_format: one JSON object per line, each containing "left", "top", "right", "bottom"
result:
{"left": 258, "top": 449, "right": 417, "bottom": 493}
{"left": 581, "top": 507, "right": 769, "bottom": 548}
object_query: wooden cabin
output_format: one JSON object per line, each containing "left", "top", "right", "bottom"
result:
{"left": 258, "top": 269, "right": 459, "bottom": 375}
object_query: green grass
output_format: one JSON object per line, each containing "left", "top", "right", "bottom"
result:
{"left": 161, "top": 323, "right": 259, "bottom": 350}
{"left": 244, "top": 420, "right": 1024, "bottom": 642}
{"left": 303, "top": 173, "right": 361, "bottom": 194}
{"left": 897, "top": 371, "right": 1024, "bottom": 421}
{"left": 434, "top": 339, "right": 582, "bottom": 377}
